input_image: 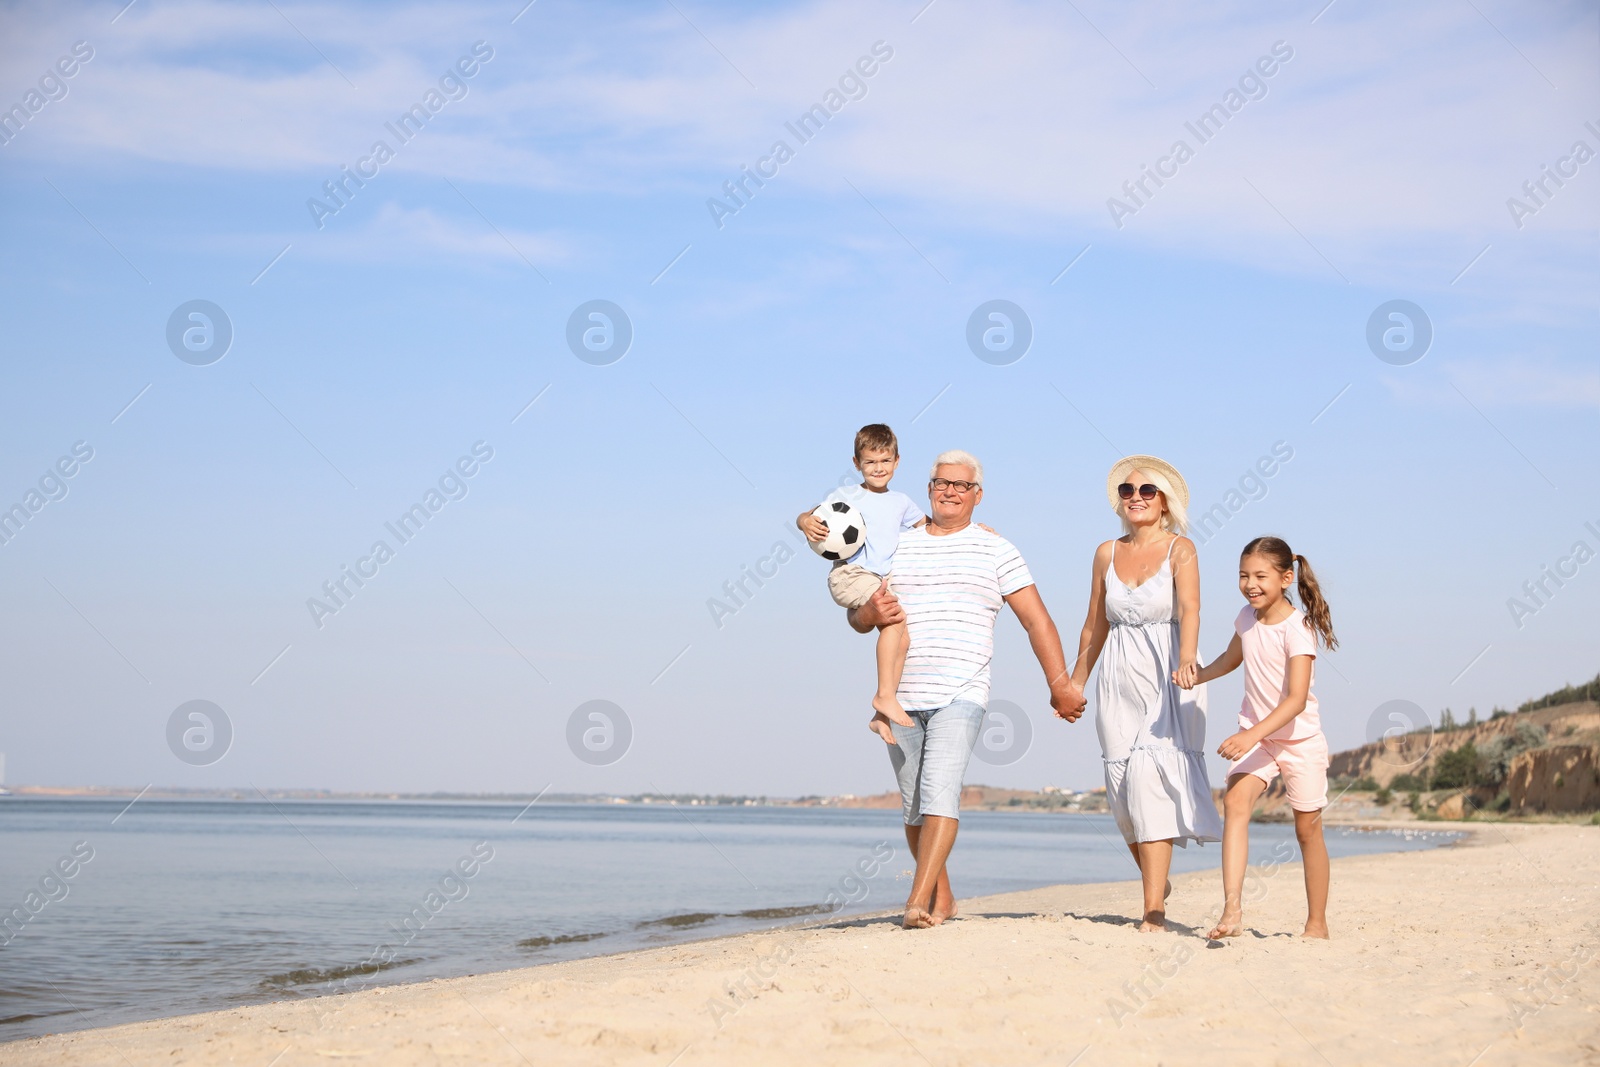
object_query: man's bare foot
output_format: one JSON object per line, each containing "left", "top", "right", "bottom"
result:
{"left": 872, "top": 693, "right": 914, "bottom": 728}
{"left": 902, "top": 906, "right": 934, "bottom": 929}
{"left": 1137, "top": 910, "right": 1166, "bottom": 933}
{"left": 1207, "top": 908, "right": 1243, "bottom": 940}
{"left": 868, "top": 713, "right": 898, "bottom": 745}
{"left": 1302, "top": 920, "right": 1330, "bottom": 939}
{"left": 930, "top": 899, "right": 959, "bottom": 925}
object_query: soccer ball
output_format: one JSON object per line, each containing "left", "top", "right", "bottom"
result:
{"left": 808, "top": 501, "right": 865, "bottom": 561}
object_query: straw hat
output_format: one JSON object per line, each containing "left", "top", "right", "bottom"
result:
{"left": 1105, "top": 455, "right": 1189, "bottom": 511}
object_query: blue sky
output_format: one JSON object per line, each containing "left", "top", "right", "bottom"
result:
{"left": 1, "top": 0, "right": 1596, "bottom": 797}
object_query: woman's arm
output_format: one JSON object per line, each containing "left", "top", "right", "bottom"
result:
{"left": 1071, "top": 542, "right": 1113, "bottom": 691}
{"left": 1190, "top": 633, "right": 1243, "bottom": 687}
{"left": 1170, "top": 536, "right": 1201, "bottom": 688}
{"left": 1217, "top": 654, "right": 1312, "bottom": 760}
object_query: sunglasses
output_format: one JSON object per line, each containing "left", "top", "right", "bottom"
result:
{"left": 1117, "top": 483, "right": 1161, "bottom": 501}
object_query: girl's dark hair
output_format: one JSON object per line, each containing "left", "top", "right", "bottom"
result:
{"left": 1240, "top": 536, "right": 1338, "bottom": 650}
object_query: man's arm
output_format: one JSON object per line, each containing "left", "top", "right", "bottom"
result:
{"left": 1004, "top": 584, "right": 1087, "bottom": 721}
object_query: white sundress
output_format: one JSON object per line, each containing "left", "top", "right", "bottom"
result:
{"left": 1095, "top": 539, "right": 1222, "bottom": 847}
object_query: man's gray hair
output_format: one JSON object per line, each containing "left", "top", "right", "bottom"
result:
{"left": 931, "top": 449, "right": 983, "bottom": 484}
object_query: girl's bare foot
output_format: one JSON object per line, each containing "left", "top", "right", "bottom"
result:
{"left": 1137, "top": 910, "right": 1166, "bottom": 933}
{"left": 1302, "top": 920, "right": 1330, "bottom": 939}
{"left": 872, "top": 693, "right": 914, "bottom": 728}
{"left": 1207, "top": 909, "right": 1243, "bottom": 940}
{"left": 903, "top": 906, "right": 934, "bottom": 929}
{"left": 868, "top": 713, "right": 898, "bottom": 745}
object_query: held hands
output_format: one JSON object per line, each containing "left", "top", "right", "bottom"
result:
{"left": 1216, "top": 730, "right": 1259, "bottom": 762}
{"left": 1171, "top": 659, "right": 1201, "bottom": 690}
{"left": 1050, "top": 679, "right": 1088, "bottom": 722}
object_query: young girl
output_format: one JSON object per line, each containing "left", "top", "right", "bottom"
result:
{"left": 1182, "top": 536, "right": 1338, "bottom": 939}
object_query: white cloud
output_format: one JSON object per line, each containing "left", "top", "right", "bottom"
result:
{"left": 4, "top": 0, "right": 1595, "bottom": 304}
{"left": 303, "top": 201, "right": 568, "bottom": 268}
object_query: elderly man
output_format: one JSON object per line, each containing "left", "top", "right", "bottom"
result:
{"left": 852, "top": 450, "right": 1086, "bottom": 928}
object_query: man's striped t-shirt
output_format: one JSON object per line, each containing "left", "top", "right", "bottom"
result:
{"left": 891, "top": 524, "right": 1035, "bottom": 711}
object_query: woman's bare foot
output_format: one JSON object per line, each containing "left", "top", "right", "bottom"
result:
{"left": 902, "top": 905, "right": 934, "bottom": 929}
{"left": 872, "top": 692, "right": 915, "bottom": 728}
{"left": 1207, "top": 908, "right": 1243, "bottom": 940}
{"left": 1137, "top": 910, "right": 1166, "bottom": 933}
{"left": 1164, "top": 880, "right": 1172, "bottom": 901}
{"left": 1302, "top": 920, "right": 1330, "bottom": 939}
{"left": 930, "top": 898, "right": 959, "bottom": 925}
{"left": 868, "top": 713, "right": 898, "bottom": 745}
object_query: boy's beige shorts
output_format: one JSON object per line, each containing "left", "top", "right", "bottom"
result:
{"left": 827, "top": 563, "right": 888, "bottom": 610}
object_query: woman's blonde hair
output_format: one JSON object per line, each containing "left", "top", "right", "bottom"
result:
{"left": 1117, "top": 467, "right": 1188, "bottom": 535}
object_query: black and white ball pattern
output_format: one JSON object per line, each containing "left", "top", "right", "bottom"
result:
{"left": 808, "top": 500, "right": 865, "bottom": 561}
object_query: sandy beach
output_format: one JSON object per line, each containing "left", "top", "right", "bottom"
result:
{"left": 7, "top": 821, "right": 1595, "bottom": 1067}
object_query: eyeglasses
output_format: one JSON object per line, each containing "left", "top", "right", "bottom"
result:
{"left": 1117, "top": 483, "right": 1160, "bottom": 500}
{"left": 930, "top": 478, "right": 980, "bottom": 494}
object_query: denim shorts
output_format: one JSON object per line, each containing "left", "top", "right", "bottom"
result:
{"left": 886, "top": 700, "right": 986, "bottom": 825}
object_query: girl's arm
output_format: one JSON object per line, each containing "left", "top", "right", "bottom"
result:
{"left": 1190, "top": 633, "right": 1243, "bottom": 687}
{"left": 1170, "top": 536, "right": 1201, "bottom": 687}
{"left": 1216, "top": 654, "right": 1312, "bottom": 760}
{"left": 1070, "top": 542, "right": 1113, "bottom": 692}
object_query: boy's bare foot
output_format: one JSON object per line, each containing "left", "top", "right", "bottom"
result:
{"left": 872, "top": 693, "right": 914, "bottom": 728}
{"left": 1137, "top": 910, "right": 1166, "bottom": 933}
{"left": 1207, "top": 908, "right": 1243, "bottom": 940}
{"left": 867, "top": 713, "right": 898, "bottom": 745}
{"left": 1302, "top": 920, "right": 1330, "bottom": 939}
{"left": 903, "top": 906, "right": 934, "bottom": 929}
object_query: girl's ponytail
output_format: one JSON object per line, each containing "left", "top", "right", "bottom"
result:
{"left": 1293, "top": 553, "right": 1338, "bottom": 650}
{"left": 1240, "top": 536, "right": 1339, "bottom": 650}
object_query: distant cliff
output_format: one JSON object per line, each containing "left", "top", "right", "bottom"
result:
{"left": 1507, "top": 744, "right": 1600, "bottom": 814}
{"left": 1329, "top": 700, "right": 1600, "bottom": 813}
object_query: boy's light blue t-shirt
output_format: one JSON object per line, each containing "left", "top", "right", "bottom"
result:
{"left": 822, "top": 485, "right": 923, "bottom": 575}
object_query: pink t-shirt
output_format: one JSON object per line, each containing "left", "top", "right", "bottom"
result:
{"left": 1235, "top": 604, "right": 1321, "bottom": 741}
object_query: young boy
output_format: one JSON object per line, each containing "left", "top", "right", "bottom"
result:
{"left": 797, "top": 424, "right": 923, "bottom": 744}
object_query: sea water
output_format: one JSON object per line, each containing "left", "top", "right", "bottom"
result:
{"left": 0, "top": 797, "right": 1458, "bottom": 1042}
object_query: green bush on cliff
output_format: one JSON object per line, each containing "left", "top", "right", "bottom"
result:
{"left": 1391, "top": 773, "right": 1428, "bottom": 792}
{"left": 1431, "top": 742, "right": 1479, "bottom": 789}
{"left": 1479, "top": 722, "right": 1548, "bottom": 785}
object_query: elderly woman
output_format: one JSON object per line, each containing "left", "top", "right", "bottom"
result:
{"left": 1066, "top": 455, "right": 1220, "bottom": 931}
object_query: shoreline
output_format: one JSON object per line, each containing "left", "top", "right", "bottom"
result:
{"left": 9, "top": 821, "right": 1594, "bottom": 1066}
{"left": 12, "top": 788, "right": 1590, "bottom": 825}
